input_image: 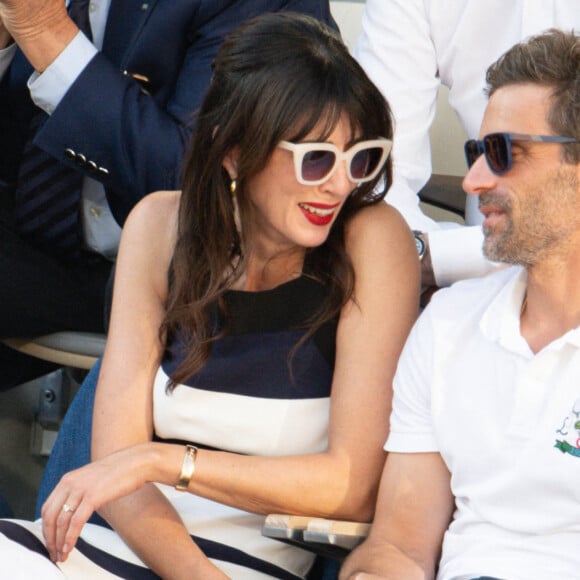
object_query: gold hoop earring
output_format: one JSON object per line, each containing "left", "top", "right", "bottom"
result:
{"left": 230, "top": 179, "right": 241, "bottom": 237}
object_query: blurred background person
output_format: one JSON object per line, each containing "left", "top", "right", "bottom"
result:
{"left": 0, "top": 0, "right": 337, "bottom": 390}
{"left": 355, "top": 0, "right": 579, "bottom": 288}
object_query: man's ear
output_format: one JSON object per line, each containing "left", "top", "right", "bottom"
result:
{"left": 222, "top": 147, "right": 240, "bottom": 180}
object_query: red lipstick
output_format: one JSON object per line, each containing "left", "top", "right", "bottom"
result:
{"left": 298, "top": 202, "right": 340, "bottom": 226}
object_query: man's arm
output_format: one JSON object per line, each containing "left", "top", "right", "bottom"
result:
{"left": 6, "top": 0, "right": 219, "bottom": 225}
{"left": 340, "top": 451, "right": 454, "bottom": 580}
{"left": 6, "top": 1, "right": 339, "bottom": 226}
{"left": 355, "top": 0, "right": 496, "bottom": 287}
{"left": 419, "top": 226, "right": 498, "bottom": 289}
{"left": 0, "top": 0, "right": 194, "bottom": 223}
{"left": 354, "top": 0, "right": 439, "bottom": 232}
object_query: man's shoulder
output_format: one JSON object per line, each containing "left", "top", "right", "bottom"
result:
{"left": 428, "top": 266, "right": 521, "bottom": 318}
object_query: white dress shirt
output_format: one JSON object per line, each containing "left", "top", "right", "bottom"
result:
{"left": 0, "top": 0, "right": 121, "bottom": 258}
{"left": 355, "top": 0, "right": 580, "bottom": 286}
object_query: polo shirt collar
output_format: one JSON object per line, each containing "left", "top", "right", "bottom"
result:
{"left": 480, "top": 266, "right": 580, "bottom": 353}
{"left": 480, "top": 266, "right": 529, "bottom": 355}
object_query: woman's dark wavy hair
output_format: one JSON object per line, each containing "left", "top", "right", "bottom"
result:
{"left": 162, "top": 12, "right": 394, "bottom": 387}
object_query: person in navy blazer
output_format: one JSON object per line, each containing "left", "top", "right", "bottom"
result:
{"left": 0, "top": 0, "right": 336, "bottom": 389}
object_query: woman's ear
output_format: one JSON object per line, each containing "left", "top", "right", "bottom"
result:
{"left": 222, "top": 147, "right": 240, "bottom": 180}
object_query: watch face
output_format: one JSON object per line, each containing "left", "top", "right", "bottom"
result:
{"left": 413, "top": 231, "right": 426, "bottom": 259}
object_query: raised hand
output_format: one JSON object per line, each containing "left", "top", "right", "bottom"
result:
{"left": 0, "top": 0, "right": 78, "bottom": 71}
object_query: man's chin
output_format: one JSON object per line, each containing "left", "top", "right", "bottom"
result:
{"left": 483, "top": 238, "right": 509, "bottom": 264}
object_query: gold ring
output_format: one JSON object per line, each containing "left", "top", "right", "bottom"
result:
{"left": 62, "top": 503, "right": 76, "bottom": 513}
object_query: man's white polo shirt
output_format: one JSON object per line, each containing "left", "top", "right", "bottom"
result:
{"left": 387, "top": 266, "right": 580, "bottom": 580}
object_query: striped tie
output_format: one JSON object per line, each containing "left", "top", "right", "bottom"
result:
{"left": 13, "top": 0, "right": 93, "bottom": 260}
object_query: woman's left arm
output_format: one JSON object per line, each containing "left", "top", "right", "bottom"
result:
{"left": 41, "top": 203, "right": 419, "bottom": 558}
{"left": 149, "top": 203, "right": 420, "bottom": 521}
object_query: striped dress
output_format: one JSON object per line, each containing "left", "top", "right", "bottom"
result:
{"left": 0, "top": 275, "right": 337, "bottom": 579}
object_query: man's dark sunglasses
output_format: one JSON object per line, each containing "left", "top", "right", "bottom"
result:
{"left": 464, "top": 132, "right": 580, "bottom": 175}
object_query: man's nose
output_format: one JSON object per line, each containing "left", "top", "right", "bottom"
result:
{"left": 462, "top": 153, "right": 498, "bottom": 197}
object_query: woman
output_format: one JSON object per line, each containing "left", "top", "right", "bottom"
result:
{"left": 0, "top": 12, "right": 419, "bottom": 579}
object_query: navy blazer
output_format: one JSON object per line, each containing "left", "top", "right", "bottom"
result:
{"left": 0, "top": 0, "right": 336, "bottom": 225}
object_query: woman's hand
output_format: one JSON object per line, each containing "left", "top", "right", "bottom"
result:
{"left": 40, "top": 443, "right": 153, "bottom": 562}
{"left": 42, "top": 441, "right": 230, "bottom": 578}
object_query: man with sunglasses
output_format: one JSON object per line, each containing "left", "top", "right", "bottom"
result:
{"left": 341, "top": 29, "right": 580, "bottom": 580}
{"left": 355, "top": 0, "right": 579, "bottom": 291}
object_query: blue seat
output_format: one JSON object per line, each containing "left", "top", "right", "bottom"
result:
{"left": 35, "top": 359, "right": 108, "bottom": 528}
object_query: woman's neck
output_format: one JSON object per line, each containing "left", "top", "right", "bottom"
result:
{"left": 232, "top": 247, "right": 306, "bottom": 292}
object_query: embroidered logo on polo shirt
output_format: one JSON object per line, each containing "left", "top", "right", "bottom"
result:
{"left": 555, "top": 399, "right": 580, "bottom": 458}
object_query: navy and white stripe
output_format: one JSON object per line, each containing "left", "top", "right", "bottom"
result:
{"left": 152, "top": 276, "right": 336, "bottom": 577}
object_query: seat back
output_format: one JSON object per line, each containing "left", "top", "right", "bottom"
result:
{"left": 2, "top": 331, "right": 105, "bottom": 370}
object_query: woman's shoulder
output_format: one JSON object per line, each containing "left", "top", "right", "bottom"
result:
{"left": 123, "top": 191, "right": 180, "bottom": 238}
{"left": 343, "top": 201, "right": 419, "bottom": 295}
{"left": 345, "top": 201, "right": 413, "bottom": 254}
{"left": 119, "top": 191, "right": 181, "bottom": 262}
{"left": 127, "top": 190, "right": 181, "bottom": 225}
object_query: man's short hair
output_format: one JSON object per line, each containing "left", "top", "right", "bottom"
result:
{"left": 486, "top": 29, "right": 580, "bottom": 163}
